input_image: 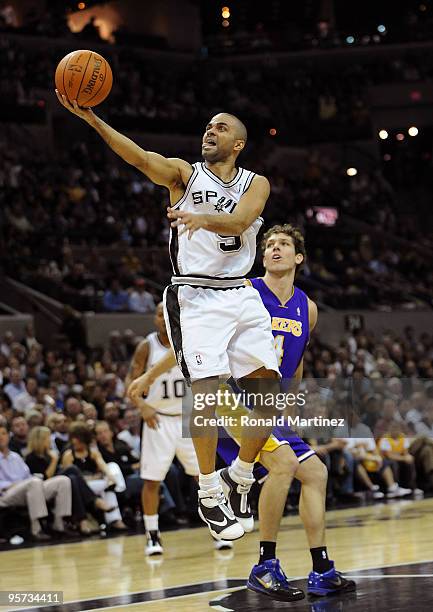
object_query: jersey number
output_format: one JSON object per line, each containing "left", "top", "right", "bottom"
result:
{"left": 162, "top": 379, "right": 185, "bottom": 399}
{"left": 217, "top": 234, "right": 242, "bottom": 253}
{"left": 274, "top": 335, "right": 285, "bottom": 366}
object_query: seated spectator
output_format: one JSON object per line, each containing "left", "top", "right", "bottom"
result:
{"left": 64, "top": 396, "right": 83, "bottom": 422}
{"left": 378, "top": 421, "right": 421, "bottom": 493}
{"left": 0, "top": 423, "right": 72, "bottom": 541}
{"left": 20, "top": 322, "right": 39, "bottom": 353}
{"left": 61, "top": 422, "right": 127, "bottom": 531}
{"left": 26, "top": 409, "right": 45, "bottom": 430}
{"left": 8, "top": 416, "right": 29, "bottom": 456}
{"left": 13, "top": 377, "right": 39, "bottom": 413}
{"left": 346, "top": 436, "right": 412, "bottom": 498}
{"left": 46, "top": 413, "right": 69, "bottom": 453}
{"left": 95, "top": 420, "right": 142, "bottom": 503}
{"left": 414, "top": 401, "right": 433, "bottom": 437}
{"left": 128, "top": 278, "right": 155, "bottom": 314}
{"left": 409, "top": 436, "right": 433, "bottom": 492}
{"left": 118, "top": 407, "right": 141, "bottom": 460}
{"left": 25, "top": 426, "right": 113, "bottom": 535}
{"left": 103, "top": 279, "right": 129, "bottom": 312}
{"left": 374, "top": 398, "right": 404, "bottom": 439}
{"left": 3, "top": 369, "right": 26, "bottom": 405}
{"left": 103, "top": 401, "right": 122, "bottom": 434}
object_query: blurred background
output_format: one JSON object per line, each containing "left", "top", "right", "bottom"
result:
{"left": 1, "top": 0, "right": 433, "bottom": 543}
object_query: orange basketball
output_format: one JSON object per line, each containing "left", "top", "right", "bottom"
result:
{"left": 55, "top": 50, "right": 113, "bottom": 108}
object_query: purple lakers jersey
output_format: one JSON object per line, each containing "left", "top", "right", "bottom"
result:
{"left": 250, "top": 278, "right": 310, "bottom": 378}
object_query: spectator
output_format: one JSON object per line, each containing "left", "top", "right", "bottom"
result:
{"left": 378, "top": 421, "right": 421, "bottom": 493}
{"left": 128, "top": 278, "right": 155, "bottom": 314}
{"left": 8, "top": 416, "right": 29, "bottom": 456}
{"left": 61, "top": 422, "right": 127, "bottom": 531}
{"left": 46, "top": 413, "right": 69, "bottom": 453}
{"left": 64, "top": 396, "right": 83, "bottom": 422}
{"left": 14, "top": 377, "right": 39, "bottom": 414}
{"left": 0, "top": 423, "right": 72, "bottom": 540}
{"left": 95, "top": 420, "right": 142, "bottom": 503}
{"left": 25, "top": 426, "right": 113, "bottom": 535}
{"left": 103, "top": 279, "right": 129, "bottom": 312}
{"left": 3, "top": 369, "right": 26, "bottom": 404}
{"left": 118, "top": 407, "right": 142, "bottom": 460}
{"left": 103, "top": 401, "right": 122, "bottom": 434}
{"left": 20, "top": 323, "right": 39, "bottom": 352}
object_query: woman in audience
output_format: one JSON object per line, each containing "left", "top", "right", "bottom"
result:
{"left": 25, "top": 426, "right": 113, "bottom": 535}
{"left": 61, "top": 422, "right": 127, "bottom": 531}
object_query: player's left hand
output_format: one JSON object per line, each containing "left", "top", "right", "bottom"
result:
{"left": 167, "top": 207, "right": 205, "bottom": 239}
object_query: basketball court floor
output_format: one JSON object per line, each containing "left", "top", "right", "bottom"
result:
{"left": 1, "top": 497, "right": 432, "bottom": 611}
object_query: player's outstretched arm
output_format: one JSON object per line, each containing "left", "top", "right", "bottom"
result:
{"left": 55, "top": 90, "right": 191, "bottom": 188}
{"left": 168, "top": 174, "right": 270, "bottom": 238}
{"left": 127, "top": 348, "right": 177, "bottom": 403}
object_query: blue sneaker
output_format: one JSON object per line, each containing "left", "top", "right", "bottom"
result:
{"left": 247, "top": 559, "right": 305, "bottom": 602}
{"left": 308, "top": 561, "right": 356, "bottom": 596}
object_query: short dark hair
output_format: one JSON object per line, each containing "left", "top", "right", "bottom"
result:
{"left": 261, "top": 224, "right": 307, "bottom": 275}
{"left": 69, "top": 421, "right": 93, "bottom": 446}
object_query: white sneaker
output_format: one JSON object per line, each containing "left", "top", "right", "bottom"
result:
{"left": 145, "top": 531, "right": 163, "bottom": 556}
{"left": 371, "top": 485, "right": 384, "bottom": 499}
{"left": 214, "top": 539, "right": 234, "bottom": 551}
{"left": 386, "top": 485, "right": 412, "bottom": 498}
{"left": 198, "top": 486, "right": 245, "bottom": 541}
{"left": 218, "top": 467, "right": 255, "bottom": 533}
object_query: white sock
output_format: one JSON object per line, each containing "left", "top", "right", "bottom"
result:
{"left": 53, "top": 516, "right": 64, "bottom": 531}
{"left": 199, "top": 471, "right": 219, "bottom": 491}
{"left": 388, "top": 483, "right": 398, "bottom": 492}
{"left": 229, "top": 456, "right": 254, "bottom": 483}
{"left": 144, "top": 514, "right": 159, "bottom": 532}
{"left": 31, "top": 519, "right": 41, "bottom": 536}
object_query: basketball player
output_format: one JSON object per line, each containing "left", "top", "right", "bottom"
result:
{"left": 128, "top": 225, "right": 355, "bottom": 600}
{"left": 124, "top": 303, "right": 198, "bottom": 556}
{"left": 126, "top": 303, "right": 233, "bottom": 554}
{"left": 57, "top": 96, "right": 284, "bottom": 568}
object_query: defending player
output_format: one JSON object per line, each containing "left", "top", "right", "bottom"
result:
{"left": 57, "top": 93, "right": 284, "bottom": 552}
{"left": 219, "top": 225, "right": 356, "bottom": 598}
{"left": 125, "top": 303, "right": 199, "bottom": 556}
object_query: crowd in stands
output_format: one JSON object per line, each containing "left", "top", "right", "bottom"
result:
{"left": 1, "top": 129, "right": 432, "bottom": 311}
{"left": 1, "top": 321, "right": 432, "bottom": 544}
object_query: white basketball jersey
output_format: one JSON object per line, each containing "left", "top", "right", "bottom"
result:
{"left": 169, "top": 162, "right": 263, "bottom": 287}
{"left": 145, "top": 332, "right": 185, "bottom": 415}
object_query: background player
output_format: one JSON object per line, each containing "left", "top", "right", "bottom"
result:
{"left": 125, "top": 302, "right": 199, "bottom": 556}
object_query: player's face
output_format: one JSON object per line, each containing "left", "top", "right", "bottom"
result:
{"left": 202, "top": 115, "right": 241, "bottom": 162}
{"left": 263, "top": 233, "right": 303, "bottom": 273}
{"left": 154, "top": 303, "right": 167, "bottom": 336}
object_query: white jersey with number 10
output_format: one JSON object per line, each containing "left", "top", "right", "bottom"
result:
{"left": 145, "top": 332, "right": 185, "bottom": 416}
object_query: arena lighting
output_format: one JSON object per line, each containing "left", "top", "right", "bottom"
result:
{"left": 384, "top": 154, "right": 391, "bottom": 161}
{"left": 346, "top": 35, "right": 355, "bottom": 44}
{"left": 379, "top": 129, "right": 388, "bottom": 139}
{"left": 377, "top": 25, "right": 386, "bottom": 33}
{"left": 269, "top": 128, "right": 277, "bottom": 136}
{"left": 222, "top": 19, "right": 229, "bottom": 27}
{"left": 222, "top": 7, "right": 230, "bottom": 19}
{"left": 408, "top": 126, "right": 419, "bottom": 136}
{"left": 346, "top": 167, "right": 357, "bottom": 176}
{"left": 77, "top": 2, "right": 86, "bottom": 9}
{"left": 396, "top": 133, "right": 405, "bottom": 141}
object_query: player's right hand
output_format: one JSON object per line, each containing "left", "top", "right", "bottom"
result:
{"left": 127, "top": 374, "right": 152, "bottom": 402}
{"left": 55, "top": 89, "right": 95, "bottom": 124}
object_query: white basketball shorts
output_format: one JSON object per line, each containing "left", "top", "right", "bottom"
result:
{"left": 163, "top": 284, "right": 280, "bottom": 381}
{"left": 140, "top": 414, "right": 199, "bottom": 481}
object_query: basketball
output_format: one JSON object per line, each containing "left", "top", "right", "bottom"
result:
{"left": 55, "top": 50, "right": 113, "bottom": 108}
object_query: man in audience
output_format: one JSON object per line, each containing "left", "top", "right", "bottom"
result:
{"left": 8, "top": 416, "right": 29, "bottom": 456}
{"left": 128, "top": 278, "right": 155, "bottom": 314}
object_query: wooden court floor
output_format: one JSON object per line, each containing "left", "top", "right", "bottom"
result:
{"left": 1, "top": 497, "right": 432, "bottom": 611}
